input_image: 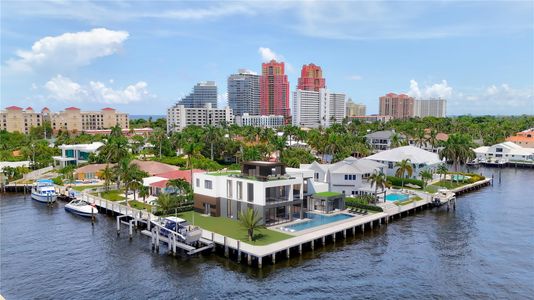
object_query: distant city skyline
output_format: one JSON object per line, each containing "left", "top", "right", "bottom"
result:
{"left": 1, "top": 1, "right": 533, "bottom": 115}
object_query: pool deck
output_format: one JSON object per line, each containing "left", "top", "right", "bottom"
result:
{"left": 193, "top": 178, "right": 492, "bottom": 267}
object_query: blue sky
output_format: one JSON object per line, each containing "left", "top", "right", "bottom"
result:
{"left": 1, "top": 1, "right": 533, "bottom": 115}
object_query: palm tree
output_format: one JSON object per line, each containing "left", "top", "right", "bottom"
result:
{"left": 101, "top": 164, "right": 113, "bottom": 191}
{"left": 127, "top": 177, "right": 142, "bottom": 201}
{"left": 204, "top": 125, "right": 222, "bottom": 160}
{"left": 155, "top": 193, "right": 177, "bottom": 214}
{"left": 427, "top": 129, "right": 439, "bottom": 152}
{"left": 367, "top": 170, "right": 388, "bottom": 202}
{"left": 390, "top": 132, "right": 403, "bottom": 148}
{"left": 59, "top": 165, "right": 76, "bottom": 184}
{"left": 239, "top": 207, "right": 264, "bottom": 242}
{"left": 394, "top": 159, "right": 413, "bottom": 188}
{"left": 166, "top": 178, "right": 192, "bottom": 202}
{"left": 439, "top": 133, "right": 476, "bottom": 172}
{"left": 114, "top": 157, "right": 131, "bottom": 189}
{"left": 150, "top": 127, "right": 167, "bottom": 158}
{"left": 419, "top": 170, "right": 433, "bottom": 189}
{"left": 437, "top": 164, "right": 448, "bottom": 181}
{"left": 138, "top": 185, "right": 149, "bottom": 203}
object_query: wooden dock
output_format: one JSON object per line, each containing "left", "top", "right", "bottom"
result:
{"left": 2, "top": 178, "right": 493, "bottom": 268}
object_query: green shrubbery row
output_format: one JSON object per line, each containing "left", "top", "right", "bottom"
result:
{"left": 345, "top": 198, "right": 383, "bottom": 212}
{"left": 450, "top": 172, "right": 485, "bottom": 183}
{"left": 154, "top": 204, "right": 194, "bottom": 216}
{"left": 386, "top": 176, "right": 424, "bottom": 187}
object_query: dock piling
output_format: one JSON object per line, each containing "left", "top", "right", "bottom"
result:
{"left": 272, "top": 253, "right": 276, "bottom": 264}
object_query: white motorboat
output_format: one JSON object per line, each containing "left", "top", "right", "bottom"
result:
{"left": 65, "top": 199, "right": 98, "bottom": 217}
{"left": 31, "top": 179, "right": 57, "bottom": 203}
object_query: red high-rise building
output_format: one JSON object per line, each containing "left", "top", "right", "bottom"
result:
{"left": 297, "top": 63, "right": 326, "bottom": 92}
{"left": 260, "top": 60, "right": 290, "bottom": 117}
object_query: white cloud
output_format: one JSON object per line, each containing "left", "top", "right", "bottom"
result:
{"left": 5, "top": 28, "right": 129, "bottom": 73}
{"left": 258, "top": 47, "right": 284, "bottom": 62}
{"left": 406, "top": 80, "right": 534, "bottom": 115}
{"left": 407, "top": 79, "right": 452, "bottom": 99}
{"left": 43, "top": 75, "right": 153, "bottom": 104}
{"left": 348, "top": 75, "right": 363, "bottom": 81}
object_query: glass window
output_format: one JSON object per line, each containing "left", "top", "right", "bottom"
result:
{"left": 247, "top": 183, "right": 254, "bottom": 202}
{"left": 237, "top": 181, "right": 243, "bottom": 200}
{"left": 227, "top": 180, "right": 233, "bottom": 198}
{"left": 204, "top": 180, "right": 213, "bottom": 189}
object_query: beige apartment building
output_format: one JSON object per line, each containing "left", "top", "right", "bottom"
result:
{"left": 0, "top": 106, "right": 43, "bottom": 134}
{"left": 345, "top": 99, "right": 366, "bottom": 117}
{"left": 379, "top": 93, "right": 414, "bottom": 119}
{"left": 1, "top": 106, "right": 128, "bottom": 134}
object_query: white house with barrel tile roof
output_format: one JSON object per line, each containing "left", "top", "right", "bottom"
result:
{"left": 365, "top": 145, "right": 442, "bottom": 178}
{"left": 300, "top": 157, "right": 385, "bottom": 196}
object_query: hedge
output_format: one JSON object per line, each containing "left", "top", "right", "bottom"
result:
{"left": 154, "top": 204, "right": 194, "bottom": 216}
{"left": 387, "top": 176, "right": 424, "bottom": 188}
{"left": 450, "top": 172, "right": 485, "bottom": 183}
{"left": 345, "top": 199, "right": 383, "bottom": 212}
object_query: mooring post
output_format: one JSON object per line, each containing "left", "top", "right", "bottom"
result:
{"left": 272, "top": 253, "right": 276, "bottom": 264}
{"left": 155, "top": 229, "right": 160, "bottom": 251}
{"left": 322, "top": 236, "right": 325, "bottom": 246}
{"left": 298, "top": 244, "right": 302, "bottom": 255}
{"left": 343, "top": 229, "right": 347, "bottom": 238}
{"left": 224, "top": 236, "right": 229, "bottom": 257}
{"left": 237, "top": 241, "right": 241, "bottom": 262}
{"left": 258, "top": 257, "right": 263, "bottom": 269}
{"left": 352, "top": 226, "right": 356, "bottom": 235}
{"left": 247, "top": 254, "right": 252, "bottom": 266}
{"left": 172, "top": 234, "right": 177, "bottom": 256}
{"left": 286, "top": 248, "right": 290, "bottom": 259}
{"left": 311, "top": 240, "right": 315, "bottom": 250}
{"left": 116, "top": 216, "right": 121, "bottom": 236}
{"left": 129, "top": 220, "right": 133, "bottom": 239}
{"left": 332, "top": 233, "right": 336, "bottom": 242}
{"left": 370, "top": 221, "right": 373, "bottom": 230}
{"left": 361, "top": 224, "right": 364, "bottom": 233}
{"left": 212, "top": 232, "right": 216, "bottom": 253}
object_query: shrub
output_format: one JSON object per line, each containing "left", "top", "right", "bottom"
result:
{"left": 386, "top": 176, "right": 424, "bottom": 188}
{"left": 345, "top": 198, "right": 383, "bottom": 212}
{"left": 154, "top": 205, "right": 194, "bottom": 216}
{"left": 52, "top": 176, "right": 63, "bottom": 185}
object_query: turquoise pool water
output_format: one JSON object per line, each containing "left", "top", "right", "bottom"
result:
{"left": 451, "top": 174, "right": 471, "bottom": 181}
{"left": 385, "top": 193, "right": 410, "bottom": 201}
{"left": 280, "top": 213, "right": 354, "bottom": 232}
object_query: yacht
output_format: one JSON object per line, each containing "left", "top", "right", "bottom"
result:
{"left": 31, "top": 179, "right": 58, "bottom": 203}
{"left": 65, "top": 199, "right": 98, "bottom": 217}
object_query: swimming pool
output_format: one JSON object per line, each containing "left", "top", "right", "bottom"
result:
{"left": 451, "top": 174, "right": 471, "bottom": 181}
{"left": 279, "top": 213, "right": 354, "bottom": 232}
{"left": 385, "top": 193, "right": 410, "bottom": 201}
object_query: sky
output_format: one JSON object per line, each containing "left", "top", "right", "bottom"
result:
{"left": 1, "top": 0, "right": 533, "bottom": 116}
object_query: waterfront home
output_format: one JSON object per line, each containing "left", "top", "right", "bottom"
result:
{"left": 131, "top": 159, "right": 179, "bottom": 176}
{"left": 506, "top": 128, "right": 534, "bottom": 148}
{"left": 300, "top": 157, "right": 385, "bottom": 196}
{"left": 52, "top": 142, "right": 104, "bottom": 168}
{"left": 365, "top": 130, "right": 405, "bottom": 151}
{"left": 193, "top": 161, "right": 327, "bottom": 226}
{"left": 75, "top": 163, "right": 113, "bottom": 181}
{"left": 474, "top": 142, "right": 534, "bottom": 163}
{"left": 365, "top": 145, "right": 442, "bottom": 178}
{"left": 143, "top": 169, "right": 204, "bottom": 196}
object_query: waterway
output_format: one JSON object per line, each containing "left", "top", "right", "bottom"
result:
{"left": 1, "top": 167, "right": 533, "bottom": 299}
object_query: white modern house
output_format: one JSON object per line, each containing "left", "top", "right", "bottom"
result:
{"left": 52, "top": 142, "right": 104, "bottom": 168}
{"left": 300, "top": 157, "right": 385, "bottom": 196}
{"left": 365, "top": 146, "right": 442, "bottom": 178}
{"left": 193, "top": 161, "right": 327, "bottom": 225}
{"left": 365, "top": 130, "right": 406, "bottom": 151}
{"left": 474, "top": 142, "right": 534, "bottom": 163}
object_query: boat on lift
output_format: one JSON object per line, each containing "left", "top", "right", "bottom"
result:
{"left": 432, "top": 189, "right": 456, "bottom": 207}
{"left": 31, "top": 179, "right": 58, "bottom": 203}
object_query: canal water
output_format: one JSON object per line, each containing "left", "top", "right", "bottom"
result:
{"left": 1, "top": 167, "right": 533, "bottom": 299}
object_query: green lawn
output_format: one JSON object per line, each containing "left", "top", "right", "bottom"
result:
{"left": 177, "top": 211, "right": 292, "bottom": 246}
{"left": 128, "top": 200, "right": 153, "bottom": 210}
{"left": 92, "top": 190, "right": 125, "bottom": 201}
{"left": 207, "top": 171, "right": 241, "bottom": 176}
{"left": 425, "top": 180, "right": 468, "bottom": 193}
{"left": 72, "top": 185, "right": 103, "bottom": 191}
{"left": 314, "top": 191, "right": 342, "bottom": 197}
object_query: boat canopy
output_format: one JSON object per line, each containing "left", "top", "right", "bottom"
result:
{"left": 36, "top": 179, "right": 54, "bottom": 183}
